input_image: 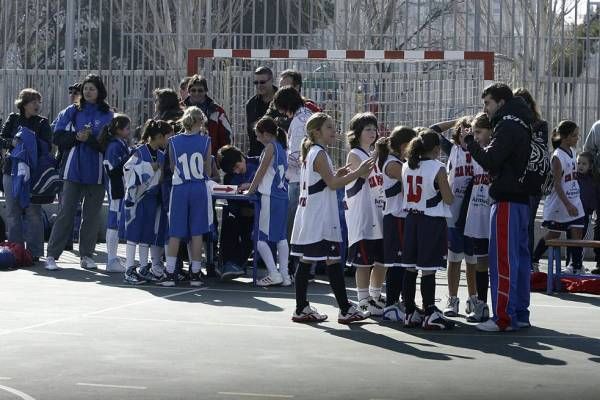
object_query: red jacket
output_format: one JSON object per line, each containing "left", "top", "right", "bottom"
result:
{"left": 183, "top": 96, "right": 232, "bottom": 155}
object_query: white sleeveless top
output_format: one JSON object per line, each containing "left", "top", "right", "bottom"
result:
{"left": 543, "top": 147, "right": 584, "bottom": 223}
{"left": 344, "top": 148, "right": 384, "bottom": 246}
{"left": 382, "top": 154, "right": 406, "bottom": 218}
{"left": 291, "top": 145, "right": 342, "bottom": 245}
{"left": 464, "top": 160, "right": 492, "bottom": 239}
{"left": 447, "top": 145, "right": 474, "bottom": 228}
{"left": 402, "top": 159, "right": 451, "bottom": 218}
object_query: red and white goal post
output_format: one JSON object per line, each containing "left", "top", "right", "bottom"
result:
{"left": 187, "top": 48, "right": 514, "bottom": 167}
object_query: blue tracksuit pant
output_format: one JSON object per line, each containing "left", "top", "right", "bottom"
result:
{"left": 489, "top": 201, "right": 531, "bottom": 330}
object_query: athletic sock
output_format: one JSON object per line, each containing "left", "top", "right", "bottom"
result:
{"left": 166, "top": 256, "right": 177, "bottom": 274}
{"left": 402, "top": 270, "right": 418, "bottom": 313}
{"left": 420, "top": 273, "right": 436, "bottom": 313}
{"left": 327, "top": 263, "right": 350, "bottom": 314}
{"left": 106, "top": 228, "right": 119, "bottom": 262}
{"left": 476, "top": 270, "right": 489, "bottom": 303}
{"left": 257, "top": 240, "right": 278, "bottom": 275}
{"left": 276, "top": 240, "right": 289, "bottom": 277}
{"left": 191, "top": 260, "right": 202, "bottom": 274}
{"left": 369, "top": 286, "right": 382, "bottom": 299}
{"left": 138, "top": 244, "right": 149, "bottom": 267}
{"left": 126, "top": 242, "right": 136, "bottom": 269}
{"left": 385, "top": 267, "right": 404, "bottom": 306}
{"left": 295, "top": 262, "right": 311, "bottom": 313}
{"left": 357, "top": 287, "right": 370, "bottom": 302}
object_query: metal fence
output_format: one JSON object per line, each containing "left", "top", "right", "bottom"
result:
{"left": 1, "top": 0, "right": 599, "bottom": 140}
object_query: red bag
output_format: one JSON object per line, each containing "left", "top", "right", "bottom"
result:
{"left": 0, "top": 242, "right": 33, "bottom": 267}
{"left": 530, "top": 271, "right": 548, "bottom": 291}
{"left": 561, "top": 277, "right": 600, "bottom": 295}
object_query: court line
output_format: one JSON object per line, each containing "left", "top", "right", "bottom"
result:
{"left": 217, "top": 392, "right": 293, "bottom": 398}
{"left": 26, "top": 330, "right": 83, "bottom": 337}
{"left": 0, "top": 377, "right": 12, "bottom": 380}
{"left": 86, "top": 315, "right": 600, "bottom": 340}
{"left": 76, "top": 382, "right": 146, "bottom": 390}
{"left": 0, "top": 384, "right": 37, "bottom": 400}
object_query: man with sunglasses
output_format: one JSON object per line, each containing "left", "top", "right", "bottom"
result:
{"left": 245, "top": 66, "right": 277, "bottom": 156}
{"left": 68, "top": 83, "right": 81, "bottom": 105}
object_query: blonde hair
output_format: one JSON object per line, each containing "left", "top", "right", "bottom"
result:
{"left": 301, "top": 112, "right": 332, "bottom": 161}
{"left": 178, "top": 106, "right": 207, "bottom": 132}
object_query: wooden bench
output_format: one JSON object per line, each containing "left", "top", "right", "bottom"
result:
{"left": 545, "top": 239, "right": 600, "bottom": 294}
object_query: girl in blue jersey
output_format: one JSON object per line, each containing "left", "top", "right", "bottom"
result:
{"left": 160, "top": 107, "right": 212, "bottom": 287}
{"left": 123, "top": 120, "right": 168, "bottom": 285}
{"left": 246, "top": 116, "right": 290, "bottom": 287}
{"left": 99, "top": 114, "right": 131, "bottom": 273}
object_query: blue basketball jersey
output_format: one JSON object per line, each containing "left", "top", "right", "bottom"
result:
{"left": 169, "top": 133, "right": 211, "bottom": 185}
{"left": 258, "top": 141, "right": 288, "bottom": 200}
{"left": 134, "top": 143, "right": 165, "bottom": 196}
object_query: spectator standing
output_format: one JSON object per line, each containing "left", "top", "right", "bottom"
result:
{"left": 246, "top": 66, "right": 277, "bottom": 156}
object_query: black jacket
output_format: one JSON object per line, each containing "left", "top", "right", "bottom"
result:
{"left": 0, "top": 113, "right": 52, "bottom": 175}
{"left": 465, "top": 96, "right": 533, "bottom": 204}
{"left": 245, "top": 86, "right": 277, "bottom": 156}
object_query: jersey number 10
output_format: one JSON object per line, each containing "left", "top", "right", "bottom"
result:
{"left": 178, "top": 153, "right": 204, "bottom": 180}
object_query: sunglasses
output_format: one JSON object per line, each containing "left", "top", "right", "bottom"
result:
{"left": 69, "top": 90, "right": 80, "bottom": 95}
{"left": 253, "top": 80, "right": 269, "bottom": 85}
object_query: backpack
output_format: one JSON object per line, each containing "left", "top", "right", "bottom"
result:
{"left": 519, "top": 121, "right": 552, "bottom": 196}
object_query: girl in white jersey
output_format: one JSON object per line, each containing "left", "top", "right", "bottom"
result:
{"left": 463, "top": 113, "right": 493, "bottom": 322}
{"left": 532, "top": 121, "right": 585, "bottom": 267}
{"left": 375, "top": 126, "right": 417, "bottom": 322}
{"left": 401, "top": 129, "right": 455, "bottom": 330}
{"left": 290, "top": 112, "right": 373, "bottom": 324}
{"left": 344, "top": 113, "right": 387, "bottom": 317}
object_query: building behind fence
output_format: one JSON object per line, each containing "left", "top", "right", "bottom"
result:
{"left": 1, "top": 0, "right": 599, "bottom": 150}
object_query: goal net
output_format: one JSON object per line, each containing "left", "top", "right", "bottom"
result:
{"left": 187, "top": 49, "right": 515, "bottom": 167}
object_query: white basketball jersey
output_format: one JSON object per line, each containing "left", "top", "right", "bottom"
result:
{"left": 291, "top": 145, "right": 342, "bottom": 245}
{"left": 402, "top": 159, "right": 451, "bottom": 218}
{"left": 464, "top": 160, "right": 492, "bottom": 239}
{"left": 543, "top": 147, "right": 585, "bottom": 223}
{"left": 447, "top": 145, "right": 474, "bottom": 227}
{"left": 344, "top": 148, "right": 384, "bottom": 246}
{"left": 382, "top": 154, "right": 406, "bottom": 218}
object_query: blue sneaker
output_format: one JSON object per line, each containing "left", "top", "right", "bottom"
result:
{"left": 138, "top": 264, "right": 166, "bottom": 283}
{"left": 217, "top": 262, "right": 245, "bottom": 280}
{"left": 124, "top": 267, "right": 146, "bottom": 285}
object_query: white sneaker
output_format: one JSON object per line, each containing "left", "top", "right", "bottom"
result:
{"left": 45, "top": 257, "right": 60, "bottom": 271}
{"left": 368, "top": 295, "right": 386, "bottom": 317}
{"left": 465, "top": 295, "right": 478, "bottom": 315}
{"left": 443, "top": 296, "right": 460, "bottom": 317}
{"left": 531, "top": 263, "right": 540, "bottom": 273}
{"left": 466, "top": 300, "right": 490, "bottom": 323}
{"left": 476, "top": 319, "right": 514, "bottom": 332}
{"left": 404, "top": 308, "right": 425, "bottom": 328}
{"left": 292, "top": 305, "right": 327, "bottom": 323}
{"left": 281, "top": 275, "right": 292, "bottom": 287}
{"left": 80, "top": 256, "right": 97, "bottom": 270}
{"left": 357, "top": 298, "right": 372, "bottom": 317}
{"left": 564, "top": 264, "right": 575, "bottom": 274}
{"left": 106, "top": 258, "right": 126, "bottom": 273}
{"left": 382, "top": 302, "right": 406, "bottom": 322}
{"left": 256, "top": 271, "right": 284, "bottom": 286}
{"left": 338, "top": 305, "right": 369, "bottom": 324}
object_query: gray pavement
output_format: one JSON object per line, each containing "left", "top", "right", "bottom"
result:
{"left": 0, "top": 244, "right": 599, "bottom": 400}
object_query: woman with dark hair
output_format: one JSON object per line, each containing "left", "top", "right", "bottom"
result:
{"left": 513, "top": 88, "right": 549, "bottom": 272}
{"left": 0, "top": 88, "right": 52, "bottom": 262}
{"left": 153, "top": 88, "right": 183, "bottom": 122}
{"left": 45, "top": 74, "right": 114, "bottom": 271}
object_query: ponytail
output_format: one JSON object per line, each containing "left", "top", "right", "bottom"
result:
{"left": 406, "top": 129, "right": 440, "bottom": 169}
{"left": 255, "top": 116, "right": 288, "bottom": 149}
{"left": 141, "top": 119, "right": 173, "bottom": 143}
{"left": 302, "top": 112, "right": 332, "bottom": 161}
{"left": 301, "top": 136, "right": 313, "bottom": 161}
{"left": 375, "top": 137, "right": 390, "bottom": 171}
{"left": 98, "top": 113, "right": 130, "bottom": 151}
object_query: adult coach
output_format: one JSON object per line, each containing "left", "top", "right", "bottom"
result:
{"left": 246, "top": 66, "right": 277, "bottom": 156}
{"left": 583, "top": 119, "right": 600, "bottom": 274}
{"left": 464, "top": 83, "right": 532, "bottom": 332}
{"left": 45, "top": 74, "right": 114, "bottom": 271}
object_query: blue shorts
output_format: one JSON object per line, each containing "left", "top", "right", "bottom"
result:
{"left": 465, "top": 237, "right": 490, "bottom": 257}
{"left": 448, "top": 226, "right": 476, "bottom": 263}
{"left": 124, "top": 194, "right": 160, "bottom": 245}
{"left": 542, "top": 216, "right": 586, "bottom": 232}
{"left": 258, "top": 194, "right": 289, "bottom": 242}
{"left": 402, "top": 213, "right": 447, "bottom": 271}
{"left": 169, "top": 182, "right": 211, "bottom": 239}
{"left": 107, "top": 198, "right": 122, "bottom": 231}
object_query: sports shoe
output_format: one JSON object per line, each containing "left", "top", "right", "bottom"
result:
{"left": 382, "top": 302, "right": 406, "bottom": 322}
{"left": 591, "top": 267, "right": 600, "bottom": 275}
{"left": 45, "top": 257, "right": 60, "bottom": 271}
{"left": 357, "top": 298, "right": 372, "bottom": 317}
{"left": 422, "top": 307, "right": 455, "bottom": 330}
{"left": 476, "top": 319, "right": 514, "bottom": 332}
{"left": 124, "top": 267, "right": 146, "bottom": 285}
{"left": 106, "top": 258, "right": 126, "bottom": 273}
{"left": 465, "top": 296, "right": 477, "bottom": 315}
{"left": 257, "top": 271, "right": 284, "bottom": 287}
{"left": 217, "top": 262, "right": 245, "bottom": 280}
{"left": 190, "top": 271, "right": 205, "bottom": 287}
{"left": 443, "top": 296, "right": 459, "bottom": 317}
{"left": 80, "top": 256, "right": 97, "bottom": 270}
{"left": 138, "top": 264, "right": 164, "bottom": 283}
{"left": 517, "top": 321, "right": 531, "bottom": 328}
{"left": 176, "top": 268, "right": 190, "bottom": 282}
{"left": 368, "top": 295, "right": 386, "bottom": 317}
{"left": 281, "top": 275, "right": 292, "bottom": 287}
{"left": 157, "top": 271, "right": 177, "bottom": 287}
{"left": 531, "top": 262, "right": 540, "bottom": 273}
{"left": 338, "top": 305, "right": 369, "bottom": 324}
{"left": 308, "top": 273, "right": 316, "bottom": 283}
{"left": 292, "top": 305, "right": 328, "bottom": 323}
{"left": 466, "top": 300, "right": 490, "bottom": 323}
{"left": 404, "top": 308, "right": 425, "bottom": 328}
